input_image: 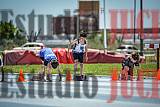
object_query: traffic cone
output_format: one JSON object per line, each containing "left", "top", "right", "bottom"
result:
{"left": 17, "top": 68, "right": 26, "bottom": 82}
{"left": 111, "top": 68, "right": 118, "bottom": 81}
{"left": 66, "top": 69, "right": 72, "bottom": 81}
{"left": 156, "top": 69, "right": 160, "bottom": 80}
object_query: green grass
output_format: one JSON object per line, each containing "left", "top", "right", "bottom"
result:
{"left": 2, "top": 63, "right": 158, "bottom": 76}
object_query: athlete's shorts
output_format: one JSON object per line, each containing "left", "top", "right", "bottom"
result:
{"left": 40, "top": 57, "right": 44, "bottom": 61}
{"left": 40, "top": 57, "right": 49, "bottom": 66}
{"left": 73, "top": 52, "right": 84, "bottom": 63}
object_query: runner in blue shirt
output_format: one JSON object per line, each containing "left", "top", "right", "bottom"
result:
{"left": 39, "top": 48, "right": 62, "bottom": 81}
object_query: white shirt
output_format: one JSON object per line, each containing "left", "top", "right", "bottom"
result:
{"left": 73, "top": 43, "right": 86, "bottom": 53}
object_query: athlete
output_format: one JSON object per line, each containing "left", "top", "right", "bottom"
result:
{"left": 39, "top": 47, "right": 62, "bottom": 81}
{"left": 68, "top": 31, "right": 88, "bottom": 80}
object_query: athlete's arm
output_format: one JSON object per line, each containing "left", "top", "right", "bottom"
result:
{"left": 85, "top": 40, "right": 88, "bottom": 62}
{"left": 67, "top": 39, "right": 77, "bottom": 55}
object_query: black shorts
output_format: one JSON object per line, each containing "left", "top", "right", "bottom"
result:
{"left": 40, "top": 57, "right": 49, "bottom": 66}
{"left": 40, "top": 57, "right": 44, "bottom": 61}
{"left": 73, "top": 53, "right": 84, "bottom": 63}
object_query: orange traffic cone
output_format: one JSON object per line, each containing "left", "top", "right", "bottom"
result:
{"left": 17, "top": 68, "right": 26, "bottom": 82}
{"left": 157, "top": 69, "right": 160, "bottom": 80}
{"left": 66, "top": 69, "right": 72, "bottom": 81}
{"left": 112, "top": 68, "right": 118, "bottom": 81}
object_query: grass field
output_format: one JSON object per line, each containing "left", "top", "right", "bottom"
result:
{"left": 2, "top": 63, "right": 157, "bottom": 76}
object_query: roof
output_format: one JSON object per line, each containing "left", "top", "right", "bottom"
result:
{"left": 24, "top": 42, "right": 44, "bottom": 45}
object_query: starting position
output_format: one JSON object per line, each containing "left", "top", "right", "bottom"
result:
{"left": 121, "top": 52, "right": 140, "bottom": 80}
{"left": 39, "top": 47, "right": 62, "bottom": 81}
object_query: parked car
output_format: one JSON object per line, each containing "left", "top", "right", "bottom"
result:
{"left": 116, "top": 45, "right": 139, "bottom": 54}
{"left": 13, "top": 42, "right": 45, "bottom": 55}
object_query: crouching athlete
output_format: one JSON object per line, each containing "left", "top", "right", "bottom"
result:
{"left": 39, "top": 47, "right": 62, "bottom": 81}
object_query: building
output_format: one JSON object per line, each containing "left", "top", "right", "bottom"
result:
{"left": 53, "top": 16, "right": 77, "bottom": 36}
{"left": 52, "top": 0, "right": 100, "bottom": 35}
{"left": 40, "top": 0, "right": 100, "bottom": 47}
{"left": 79, "top": 0, "right": 99, "bottom": 32}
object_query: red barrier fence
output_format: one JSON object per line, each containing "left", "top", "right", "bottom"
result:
{"left": 3, "top": 48, "right": 124, "bottom": 65}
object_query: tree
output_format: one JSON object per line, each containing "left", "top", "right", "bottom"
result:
{"left": 0, "top": 21, "right": 27, "bottom": 51}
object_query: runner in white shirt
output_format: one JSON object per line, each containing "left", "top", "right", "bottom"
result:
{"left": 68, "top": 31, "right": 88, "bottom": 80}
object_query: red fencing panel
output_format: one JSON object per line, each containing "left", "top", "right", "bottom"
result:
{"left": 4, "top": 50, "right": 42, "bottom": 65}
{"left": 85, "top": 51, "right": 101, "bottom": 63}
{"left": 52, "top": 48, "right": 74, "bottom": 64}
{"left": 3, "top": 48, "right": 125, "bottom": 65}
{"left": 17, "top": 51, "right": 42, "bottom": 65}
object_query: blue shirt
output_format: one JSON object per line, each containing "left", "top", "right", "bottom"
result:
{"left": 39, "top": 48, "right": 57, "bottom": 62}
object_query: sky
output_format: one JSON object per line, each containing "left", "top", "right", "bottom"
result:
{"left": 0, "top": 0, "right": 160, "bottom": 34}
{"left": 99, "top": 0, "right": 160, "bottom": 29}
{"left": 0, "top": 0, "right": 77, "bottom": 15}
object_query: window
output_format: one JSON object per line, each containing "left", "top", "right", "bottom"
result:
{"left": 128, "top": 47, "right": 132, "bottom": 49}
{"left": 28, "top": 45, "right": 34, "bottom": 47}
{"left": 117, "top": 46, "right": 125, "bottom": 49}
{"left": 23, "top": 45, "right": 29, "bottom": 47}
{"left": 132, "top": 47, "right": 138, "bottom": 50}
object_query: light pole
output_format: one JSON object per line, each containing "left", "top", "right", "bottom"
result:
{"left": 77, "top": 0, "right": 79, "bottom": 39}
{"left": 103, "top": 0, "right": 107, "bottom": 49}
{"left": 77, "top": 11, "right": 79, "bottom": 39}
{"left": 133, "top": 0, "right": 136, "bottom": 44}
{"left": 140, "top": 0, "right": 143, "bottom": 56}
{"left": 74, "top": 9, "right": 79, "bottom": 39}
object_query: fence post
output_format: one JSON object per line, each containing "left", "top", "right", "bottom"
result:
{"left": 0, "top": 52, "right": 5, "bottom": 82}
{"left": 157, "top": 48, "right": 159, "bottom": 70}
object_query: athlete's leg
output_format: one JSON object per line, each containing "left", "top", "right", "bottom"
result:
{"left": 130, "top": 68, "right": 134, "bottom": 81}
{"left": 73, "top": 53, "right": 78, "bottom": 76}
{"left": 47, "top": 63, "right": 52, "bottom": 81}
{"left": 74, "top": 60, "right": 78, "bottom": 75}
{"left": 39, "top": 57, "right": 45, "bottom": 80}
{"left": 79, "top": 53, "right": 84, "bottom": 77}
{"left": 57, "top": 65, "right": 62, "bottom": 81}
{"left": 80, "top": 63, "right": 83, "bottom": 76}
